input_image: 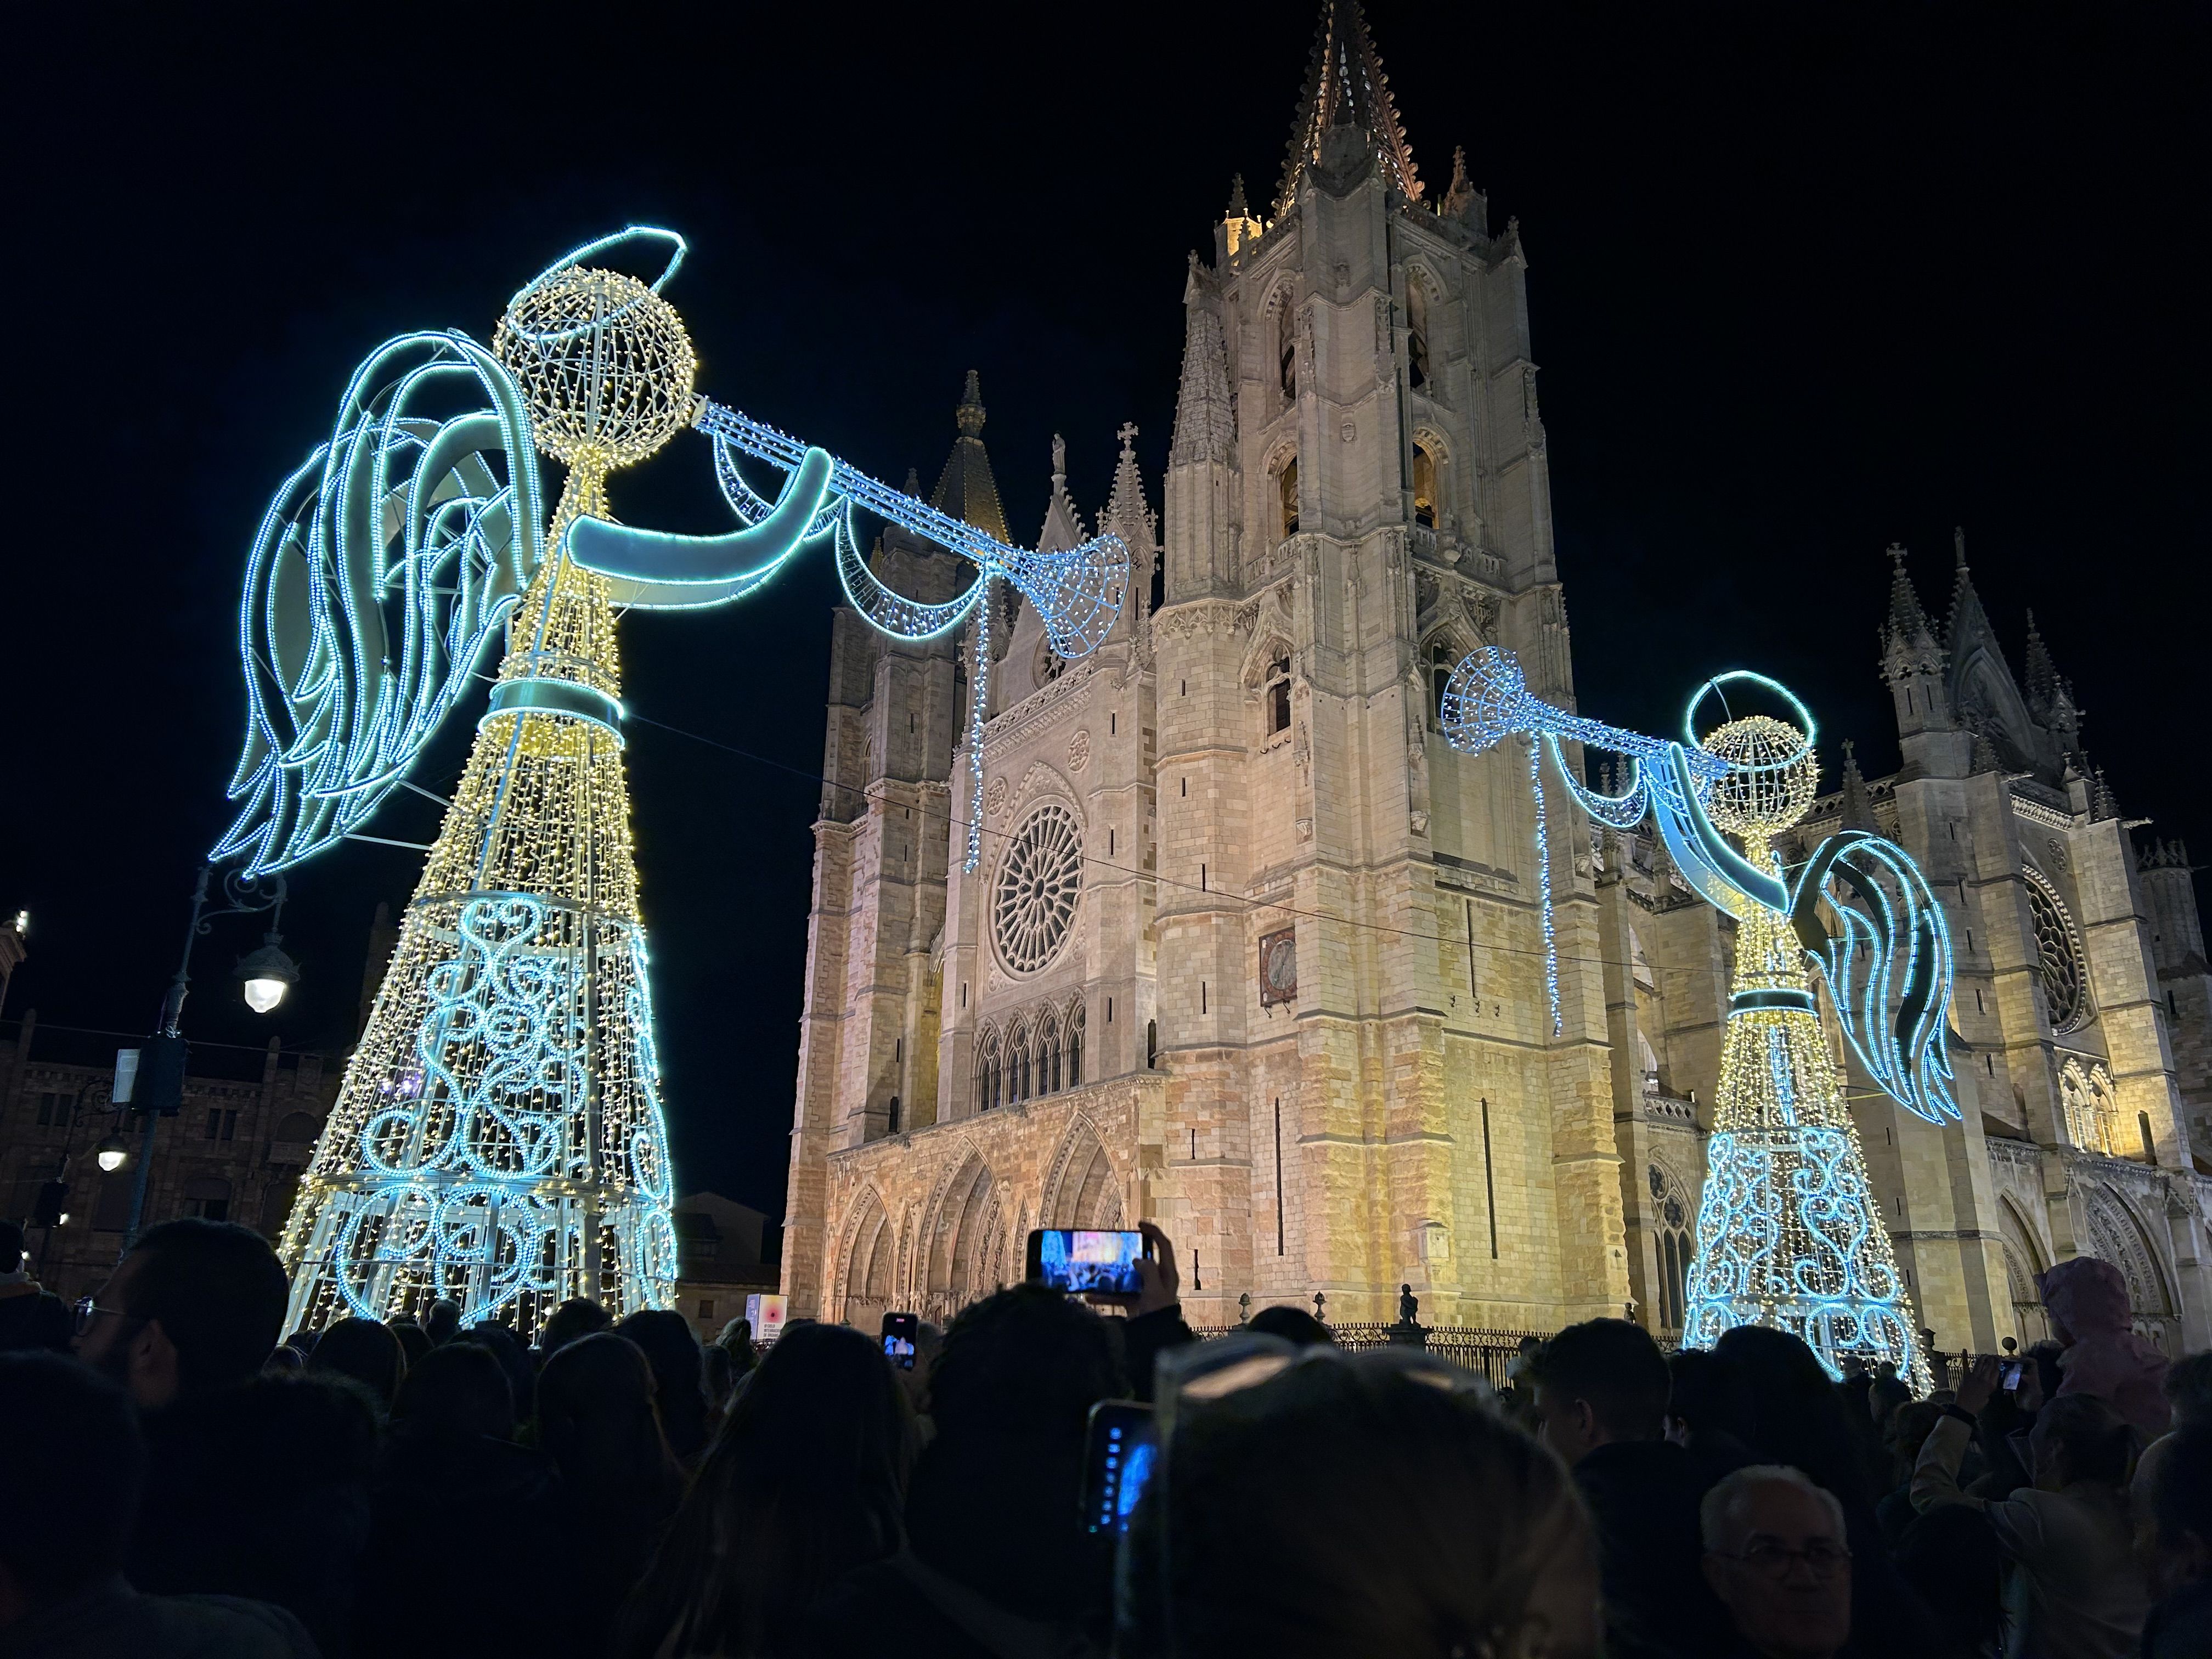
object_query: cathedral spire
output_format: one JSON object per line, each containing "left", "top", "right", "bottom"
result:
{"left": 1879, "top": 543, "right": 1942, "bottom": 679}
{"left": 1838, "top": 740, "right": 1877, "bottom": 834}
{"left": 1274, "top": 0, "right": 1421, "bottom": 215}
{"left": 1104, "top": 421, "right": 1154, "bottom": 550}
{"left": 1944, "top": 524, "right": 1992, "bottom": 651}
{"left": 1169, "top": 287, "right": 1234, "bottom": 469}
{"left": 2022, "top": 610, "right": 2061, "bottom": 713}
{"left": 928, "top": 370, "right": 1009, "bottom": 546}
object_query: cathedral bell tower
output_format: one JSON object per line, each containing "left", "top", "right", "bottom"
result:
{"left": 1147, "top": 0, "right": 1628, "bottom": 1326}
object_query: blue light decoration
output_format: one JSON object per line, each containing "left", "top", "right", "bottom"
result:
{"left": 224, "top": 226, "right": 1126, "bottom": 1339}
{"left": 1442, "top": 646, "right": 1957, "bottom": 1386}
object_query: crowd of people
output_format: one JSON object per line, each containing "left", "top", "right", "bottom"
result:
{"left": 1, "top": 1212, "right": 2205, "bottom": 1658}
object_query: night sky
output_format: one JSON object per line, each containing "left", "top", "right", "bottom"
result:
{"left": 8, "top": 5, "right": 2204, "bottom": 1218}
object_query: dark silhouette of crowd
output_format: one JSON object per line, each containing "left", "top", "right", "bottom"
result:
{"left": 1, "top": 1211, "right": 2205, "bottom": 1658}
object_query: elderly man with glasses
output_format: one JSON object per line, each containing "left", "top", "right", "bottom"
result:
{"left": 1701, "top": 1465, "right": 1854, "bottom": 1659}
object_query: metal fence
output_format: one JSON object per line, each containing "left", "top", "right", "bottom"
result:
{"left": 1189, "top": 1322, "right": 1544, "bottom": 1388}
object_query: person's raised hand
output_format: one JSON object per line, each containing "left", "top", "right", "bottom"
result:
{"left": 2014, "top": 1355, "right": 2046, "bottom": 1412}
{"left": 1955, "top": 1354, "right": 2001, "bottom": 1415}
{"left": 1132, "top": 1221, "right": 1181, "bottom": 1318}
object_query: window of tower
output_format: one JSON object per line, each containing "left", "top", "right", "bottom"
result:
{"left": 1278, "top": 457, "right": 1299, "bottom": 539}
{"left": 1429, "top": 641, "right": 1457, "bottom": 723}
{"left": 1408, "top": 281, "right": 1431, "bottom": 390}
{"left": 1412, "top": 442, "right": 1437, "bottom": 529}
{"left": 1267, "top": 656, "right": 1292, "bottom": 735}
{"left": 1278, "top": 307, "right": 1297, "bottom": 398}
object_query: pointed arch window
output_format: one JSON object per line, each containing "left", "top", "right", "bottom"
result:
{"left": 1278, "top": 456, "right": 1300, "bottom": 540}
{"left": 1407, "top": 281, "right": 1431, "bottom": 390}
{"left": 1427, "top": 640, "right": 1457, "bottom": 723}
{"left": 1036, "top": 1007, "right": 1062, "bottom": 1096}
{"left": 1065, "top": 999, "right": 1085, "bottom": 1088}
{"left": 975, "top": 1025, "right": 1002, "bottom": 1114}
{"left": 1266, "top": 654, "right": 1292, "bottom": 736}
{"left": 1277, "top": 302, "right": 1297, "bottom": 399}
{"left": 1412, "top": 442, "right": 1437, "bottom": 529}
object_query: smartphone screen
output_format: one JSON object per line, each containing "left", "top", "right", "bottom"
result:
{"left": 2000, "top": 1360, "right": 2023, "bottom": 1391}
{"left": 881, "top": 1312, "right": 918, "bottom": 1370}
{"left": 1028, "top": 1228, "right": 1148, "bottom": 1296}
{"left": 1082, "top": 1400, "right": 1157, "bottom": 1536}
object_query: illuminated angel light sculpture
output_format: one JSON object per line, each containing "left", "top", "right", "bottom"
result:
{"left": 1442, "top": 647, "right": 1957, "bottom": 1387}
{"left": 218, "top": 228, "right": 1124, "bottom": 1338}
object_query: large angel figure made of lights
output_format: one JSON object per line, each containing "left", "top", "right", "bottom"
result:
{"left": 1442, "top": 647, "right": 1958, "bottom": 1387}
{"left": 210, "top": 227, "right": 1125, "bottom": 1336}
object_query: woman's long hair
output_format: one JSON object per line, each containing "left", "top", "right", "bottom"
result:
{"left": 537, "top": 1332, "right": 685, "bottom": 1519}
{"left": 617, "top": 1322, "right": 914, "bottom": 1658}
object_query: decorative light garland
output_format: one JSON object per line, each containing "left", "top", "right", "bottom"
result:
{"left": 1442, "top": 646, "right": 1957, "bottom": 1386}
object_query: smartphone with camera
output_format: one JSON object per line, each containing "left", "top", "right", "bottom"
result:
{"left": 1027, "top": 1228, "right": 1149, "bottom": 1297}
{"left": 2000, "top": 1359, "right": 2024, "bottom": 1392}
{"left": 881, "top": 1311, "right": 918, "bottom": 1370}
{"left": 1082, "top": 1399, "right": 1157, "bottom": 1536}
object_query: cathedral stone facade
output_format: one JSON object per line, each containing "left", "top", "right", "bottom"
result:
{"left": 781, "top": 4, "right": 2212, "bottom": 1350}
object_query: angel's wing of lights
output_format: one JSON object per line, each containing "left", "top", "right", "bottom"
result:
{"left": 1789, "top": 833, "right": 1960, "bottom": 1124}
{"left": 211, "top": 332, "right": 544, "bottom": 876}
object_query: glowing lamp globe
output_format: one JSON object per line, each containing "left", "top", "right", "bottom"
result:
{"left": 95, "top": 1135, "right": 128, "bottom": 1173}
{"left": 1698, "top": 714, "right": 1818, "bottom": 837}
{"left": 494, "top": 264, "right": 696, "bottom": 472}
{"left": 234, "top": 941, "right": 300, "bottom": 1014}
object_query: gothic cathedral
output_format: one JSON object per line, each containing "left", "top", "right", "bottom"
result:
{"left": 781, "top": 4, "right": 2212, "bottom": 1348}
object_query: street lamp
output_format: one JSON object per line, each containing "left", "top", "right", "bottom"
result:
{"left": 235, "top": 936, "right": 301, "bottom": 1014}
{"left": 120, "top": 865, "right": 295, "bottom": 1251}
{"left": 95, "top": 1132, "right": 128, "bottom": 1173}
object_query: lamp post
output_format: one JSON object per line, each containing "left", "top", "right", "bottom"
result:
{"left": 119, "top": 865, "right": 294, "bottom": 1252}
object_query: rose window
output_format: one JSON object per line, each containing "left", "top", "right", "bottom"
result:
{"left": 994, "top": 804, "right": 1083, "bottom": 974}
{"left": 2023, "top": 866, "right": 2088, "bottom": 1034}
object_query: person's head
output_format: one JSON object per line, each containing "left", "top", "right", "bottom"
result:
{"left": 2039, "top": 1256, "right": 2131, "bottom": 1346}
{"left": 1866, "top": 1373, "right": 1911, "bottom": 1431}
{"left": 2148, "top": 1424, "right": 2211, "bottom": 1593}
{"left": 702, "top": 1341, "right": 735, "bottom": 1407}
{"left": 1700, "top": 1465, "right": 1852, "bottom": 1659}
{"left": 1709, "top": 1326, "right": 1871, "bottom": 1508}
{"left": 1884, "top": 1400, "right": 1943, "bottom": 1472}
{"left": 308, "top": 1318, "right": 407, "bottom": 1407}
{"left": 1247, "top": 1305, "right": 1334, "bottom": 1347}
{"left": 927, "top": 1284, "right": 1122, "bottom": 1448}
{"left": 392, "top": 1338, "right": 515, "bottom": 1442}
{"left": 615, "top": 1309, "right": 708, "bottom": 1460}
{"left": 1528, "top": 1318, "right": 1668, "bottom": 1463}
{"left": 618, "top": 1321, "right": 911, "bottom": 1659}
{"left": 1665, "top": 1346, "right": 1742, "bottom": 1445}
{"left": 463, "top": 1321, "right": 536, "bottom": 1420}
{"left": 541, "top": 1296, "right": 612, "bottom": 1359}
{"left": 422, "top": 1298, "right": 462, "bottom": 1345}
{"left": 72, "top": 1217, "right": 289, "bottom": 1408}
{"left": 0, "top": 1221, "right": 26, "bottom": 1276}
{"left": 0, "top": 1355, "right": 142, "bottom": 1624}
{"left": 538, "top": 1331, "right": 682, "bottom": 1505}
{"left": 392, "top": 1319, "right": 431, "bottom": 1367}
{"left": 2163, "top": 1350, "right": 2212, "bottom": 1431}
{"left": 1122, "top": 1350, "right": 1600, "bottom": 1658}
{"left": 2027, "top": 1391, "right": 2132, "bottom": 1492}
